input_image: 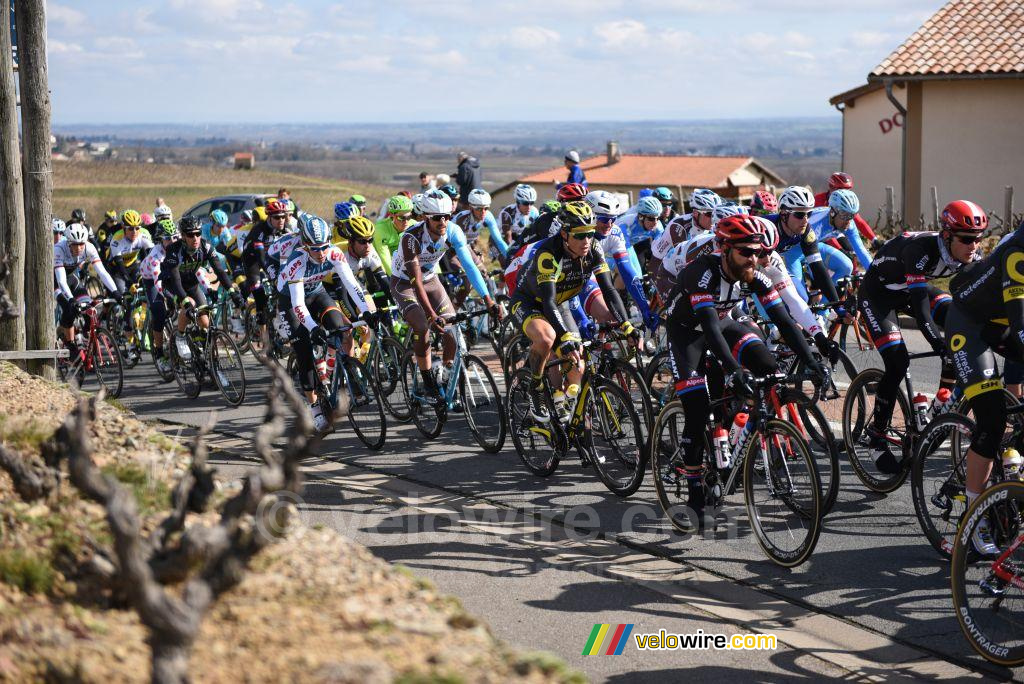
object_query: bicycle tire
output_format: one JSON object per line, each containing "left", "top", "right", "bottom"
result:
{"left": 459, "top": 353, "right": 506, "bottom": 453}
{"left": 910, "top": 412, "right": 973, "bottom": 559}
{"left": 501, "top": 332, "right": 531, "bottom": 386}
{"left": 89, "top": 326, "right": 124, "bottom": 399}
{"left": 507, "top": 368, "right": 565, "bottom": 477}
{"left": 344, "top": 356, "right": 388, "bottom": 451}
{"left": 587, "top": 378, "right": 646, "bottom": 497}
{"left": 782, "top": 391, "right": 841, "bottom": 517}
{"left": 831, "top": 314, "right": 879, "bottom": 376}
{"left": 372, "top": 336, "right": 412, "bottom": 422}
{"left": 609, "top": 358, "right": 654, "bottom": 449}
{"left": 169, "top": 328, "right": 202, "bottom": 399}
{"left": 208, "top": 330, "right": 247, "bottom": 407}
{"left": 649, "top": 401, "right": 703, "bottom": 533}
{"left": 791, "top": 348, "right": 856, "bottom": 448}
{"left": 842, "top": 367, "right": 912, "bottom": 494}
{"left": 950, "top": 480, "right": 1024, "bottom": 667}
{"left": 743, "top": 418, "right": 822, "bottom": 567}
{"left": 400, "top": 351, "right": 446, "bottom": 438}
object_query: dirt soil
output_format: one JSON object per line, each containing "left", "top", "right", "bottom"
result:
{"left": 0, "top": 362, "right": 582, "bottom": 683}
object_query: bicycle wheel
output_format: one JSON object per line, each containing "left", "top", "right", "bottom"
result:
{"left": 783, "top": 392, "right": 840, "bottom": 516}
{"left": 343, "top": 356, "right": 387, "bottom": 451}
{"left": 219, "top": 298, "right": 247, "bottom": 350}
{"left": 459, "top": 353, "right": 506, "bottom": 453}
{"left": 649, "top": 401, "right": 705, "bottom": 533}
{"left": 371, "top": 336, "right": 411, "bottom": 422}
{"left": 587, "top": 379, "right": 646, "bottom": 497}
{"left": 88, "top": 327, "right": 124, "bottom": 399}
{"left": 842, "top": 367, "right": 912, "bottom": 493}
{"left": 791, "top": 349, "right": 856, "bottom": 449}
{"left": 151, "top": 323, "right": 175, "bottom": 382}
{"left": 743, "top": 418, "right": 822, "bottom": 567}
{"left": 400, "top": 351, "right": 445, "bottom": 438}
{"left": 643, "top": 349, "right": 675, "bottom": 415}
{"left": 506, "top": 368, "right": 565, "bottom": 477}
{"left": 502, "top": 332, "right": 531, "bottom": 385}
{"left": 208, "top": 330, "right": 246, "bottom": 407}
{"left": 244, "top": 303, "right": 265, "bottom": 356}
{"left": 169, "top": 330, "right": 202, "bottom": 399}
{"left": 832, "top": 315, "right": 879, "bottom": 377}
{"left": 950, "top": 480, "right": 1024, "bottom": 667}
{"left": 608, "top": 358, "right": 653, "bottom": 449}
{"left": 910, "top": 413, "right": 973, "bottom": 558}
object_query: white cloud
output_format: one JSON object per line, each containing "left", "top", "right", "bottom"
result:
{"left": 48, "top": 4, "right": 87, "bottom": 29}
{"left": 167, "top": 0, "right": 263, "bottom": 23}
{"left": 503, "top": 26, "right": 561, "bottom": 51}
{"left": 48, "top": 40, "right": 84, "bottom": 55}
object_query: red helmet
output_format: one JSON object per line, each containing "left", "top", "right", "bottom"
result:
{"left": 941, "top": 200, "right": 988, "bottom": 235}
{"left": 828, "top": 172, "right": 853, "bottom": 191}
{"left": 265, "top": 198, "right": 288, "bottom": 216}
{"left": 750, "top": 190, "right": 778, "bottom": 214}
{"left": 715, "top": 215, "right": 767, "bottom": 246}
{"left": 557, "top": 183, "right": 587, "bottom": 202}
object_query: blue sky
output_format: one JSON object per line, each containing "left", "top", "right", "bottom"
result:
{"left": 45, "top": 0, "right": 947, "bottom": 124}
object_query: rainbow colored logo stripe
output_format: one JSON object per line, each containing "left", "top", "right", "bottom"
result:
{"left": 583, "top": 623, "right": 634, "bottom": 655}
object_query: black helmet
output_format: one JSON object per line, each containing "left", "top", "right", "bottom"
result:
{"left": 178, "top": 216, "right": 201, "bottom": 235}
{"left": 71, "top": 208, "right": 86, "bottom": 223}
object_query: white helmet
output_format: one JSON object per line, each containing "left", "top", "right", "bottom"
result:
{"left": 65, "top": 222, "right": 89, "bottom": 244}
{"left": 758, "top": 216, "right": 780, "bottom": 250}
{"left": 778, "top": 186, "right": 815, "bottom": 212}
{"left": 154, "top": 204, "right": 172, "bottom": 220}
{"left": 514, "top": 184, "right": 537, "bottom": 204}
{"left": 467, "top": 188, "right": 491, "bottom": 208}
{"left": 689, "top": 188, "right": 722, "bottom": 213}
{"left": 585, "top": 190, "right": 620, "bottom": 218}
{"left": 411, "top": 193, "right": 425, "bottom": 214}
{"left": 417, "top": 189, "right": 453, "bottom": 216}
{"left": 52, "top": 217, "right": 66, "bottom": 234}
{"left": 711, "top": 203, "right": 747, "bottom": 228}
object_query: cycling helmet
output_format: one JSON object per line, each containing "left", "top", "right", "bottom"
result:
{"left": 121, "top": 210, "right": 142, "bottom": 228}
{"left": 941, "top": 200, "right": 988, "bottom": 235}
{"left": 559, "top": 201, "right": 595, "bottom": 230}
{"left": 154, "top": 205, "right": 172, "bottom": 220}
{"left": 514, "top": 184, "right": 537, "bottom": 204}
{"left": 387, "top": 195, "right": 414, "bottom": 216}
{"left": 715, "top": 215, "right": 766, "bottom": 246}
{"left": 711, "top": 203, "right": 747, "bottom": 228}
{"left": 239, "top": 209, "right": 254, "bottom": 224}
{"left": 344, "top": 215, "right": 375, "bottom": 240}
{"left": 689, "top": 188, "right": 722, "bottom": 213}
{"left": 585, "top": 190, "right": 620, "bottom": 218}
{"left": 750, "top": 190, "right": 778, "bottom": 215}
{"left": 65, "top": 222, "right": 89, "bottom": 244}
{"left": 254, "top": 207, "right": 267, "bottom": 222}
{"left": 156, "top": 219, "right": 178, "bottom": 241}
{"left": 349, "top": 194, "right": 367, "bottom": 207}
{"left": 418, "top": 189, "right": 454, "bottom": 216}
{"left": 638, "top": 188, "right": 654, "bottom": 200}
{"left": 778, "top": 186, "right": 815, "bottom": 212}
{"left": 140, "top": 213, "right": 154, "bottom": 226}
{"left": 467, "top": 188, "right": 491, "bottom": 208}
{"left": 757, "top": 216, "right": 780, "bottom": 251}
{"left": 283, "top": 199, "right": 297, "bottom": 215}
{"left": 411, "top": 193, "right": 425, "bottom": 215}
{"left": 334, "top": 202, "right": 357, "bottom": 221}
{"left": 828, "top": 172, "right": 854, "bottom": 191}
{"left": 828, "top": 189, "right": 860, "bottom": 215}
{"left": 52, "top": 217, "right": 66, "bottom": 234}
{"left": 104, "top": 210, "right": 117, "bottom": 221}
{"left": 653, "top": 187, "right": 674, "bottom": 204}
{"left": 178, "top": 216, "right": 202, "bottom": 235}
{"left": 71, "top": 208, "right": 87, "bottom": 223}
{"left": 637, "top": 196, "right": 662, "bottom": 217}
{"left": 540, "top": 200, "right": 561, "bottom": 216}
{"left": 299, "top": 214, "right": 331, "bottom": 246}
{"left": 556, "top": 183, "right": 587, "bottom": 202}
{"left": 439, "top": 184, "right": 460, "bottom": 202}
{"left": 265, "top": 198, "right": 288, "bottom": 216}
{"left": 210, "top": 209, "right": 229, "bottom": 226}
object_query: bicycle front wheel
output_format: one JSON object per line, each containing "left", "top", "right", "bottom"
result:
{"left": 208, "top": 330, "right": 246, "bottom": 407}
{"left": 587, "top": 379, "right": 646, "bottom": 497}
{"left": 783, "top": 392, "right": 840, "bottom": 516}
{"left": 649, "top": 401, "right": 703, "bottom": 533}
{"left": 400, "top": 351, "right": 445, "bottom": 438}
{"left": 743, "top": 418, "right": 822, "bottom": 568}
{"left": 842, "top": 367, "right": 912, "bottom": 493}
{"left": 89, "top": 327, "right": 124, "bottom": 399}
{"left": 371, "top": 336, "right": 411, "bottom": 422}
{"left": 950, "top": 480, "right": 1024, "bottom": 667}
{"left": 910, "top": 412, "right": 972, "bottom": 558}
{"left": 506, "top": 369, "right": 564, "bottom": 477}
{"left": 459, "top": 353, "right": 506, "bottom": 453}
{"left": 344, "top": 356, "right": 387, "bottom": 451}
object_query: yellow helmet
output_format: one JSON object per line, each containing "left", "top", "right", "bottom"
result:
{"left": 558, "top": 201, "right": 595, "bottom": 232}
{"left": 254, "top": 206, "right": 267, "bottom": 222}
{"left": 121, "top": 209, "right": 142, "bottom": 227}
{"left": 344, "top": 215, "right": 375, "bottom": 240}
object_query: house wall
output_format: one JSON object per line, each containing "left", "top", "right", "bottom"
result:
{"left": 840, "top": 85, "right": 905, "bottom": 221}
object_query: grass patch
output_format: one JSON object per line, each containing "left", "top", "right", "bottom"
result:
{"left": 101, "top": 461, "right": 170, "bottom": 518}
{"left": 145, "top": 431, "right": 187, "bottom": 455}
{"left": 104, "top": 396, "right": 130, "bottom": 414}
{"left": 0, "top": 414, "right": 54, "bottom": 452}
{"left": 0, "top": 549, "right": 56, "bottom": 594}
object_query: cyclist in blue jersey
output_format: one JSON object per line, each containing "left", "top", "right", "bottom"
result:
{"left": 769, "top": 186, "right": 842, "bottom": 305}
{"left": 622, "top": 196, "right": 664, "bottom": 270}
{"left": 807, "top": 189, "right": 873, "bottom": 272}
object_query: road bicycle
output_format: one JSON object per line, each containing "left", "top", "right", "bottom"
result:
{"left": 106, "top": 283, "right": 150, "bottom": 370}
{"left": 56, "top": 297, "right": 124, "bottom": 399}
{"left": 167, "top": 303, "right": 246, "bottom": 406}
{"left": 312, "top": 324, "right": 387, "bottom": 451}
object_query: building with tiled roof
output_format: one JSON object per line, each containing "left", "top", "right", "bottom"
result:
{"left": 830, "top": 0, "right": 1024, "bottom": 225}
{"left": 491, "top": 143, "right": 785, "bottom": 210}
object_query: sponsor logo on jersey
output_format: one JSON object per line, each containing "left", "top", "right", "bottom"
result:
{"left": 697, "top": 270, "right": 713, "bottom": 289}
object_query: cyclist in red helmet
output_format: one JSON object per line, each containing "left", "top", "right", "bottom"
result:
{"left": 749, "top": 190, "right": 778, "bottom": 217}
{"left": 814, "top": 171, "right": 877, "bottom": 243}
{"left": 556, "top": 183, "right": 588, "bottom": 203}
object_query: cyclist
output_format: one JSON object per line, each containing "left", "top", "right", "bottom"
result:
{"left": 649, "top": 188, "right": 721, "bottom": 278}
{"left": 54, "top": 222, "right": 120, "bottom": 363}
{"left": 94, "top": 210, "right": 120, "bottom": 263}
{"left": 241, "top": 198, "right": 290, "bottom": 337}
{"left": 513, "top": 183, "right": 586, "bottom": 249}
{"left": 108, "top": 210, "right": 154, "bottom": 333}
{"left": 768, "top": 186, "right": 842, "bottom": 304}
{"left": 509, "top": 201, "right": 638, "bottom": 422}
{"left": 814, "top": 172, "right": 878, "bottom": 245}
{"left": 451, "top": 188, "right": 510, "bottom": 269}
{"left": 161, "top": 217, "right": 244, "bottom": 363}
{"left": 500, "top": 184, "right": 539, "bottom": 247}
{"left": 653, "top": 204, "right": 747, "bottom": 300}
{"left": 439, "top": 183, "right": 460, "bottom": 210}
{"left": 350, "top": 194, "right": 368, "bottom": 216}
{"left": 861, "top": 200, "right": 985, "bottom": 474}
{"left": 69, "top": 209, "right": 90, "bottom": 237}
{"left": 661, "top": 214, "right": 826, "bottom": 515}
{"left": 339, "top": 215, "right": 393, "bottom": 318}
{"left": 807, "top": 189, "right": 872, "bottom": 273}
{"left": 154, "top": 204, "right": 173, "bottom": 224}
{"left": 280, "top": 214, "right": 376, "bottom": 430}
{"left": 389, "top": 190, "right": 500, "bottom": 406}
{"left": 52, "top": 217, "right": 66, "bottom": 245}
{"left": 749, "top": 190, "right": 778, "bottom": 217}
{"left": 622, "top": 196, "right": 664, "bottom": 270}
{"left": 374, "top": 195, "right": 416, "bottom": 276}
{"left": 653, "top": 187, "right": 678, "bottom": 225}
{"left": 140, "top": 218, "right": 178, "bottom": 376}
{"left": 945, "top": 217, "right": 1024, "bottom": 554}
{"left": 331, "top": 202, "right": 360, "bottom": 249}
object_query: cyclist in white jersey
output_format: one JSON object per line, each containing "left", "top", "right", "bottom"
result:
{"left": 54, "top": 222, "right": 120, "bottom": 361}
{"left": 499, "top": 184, "right": 540, "bottom": 247}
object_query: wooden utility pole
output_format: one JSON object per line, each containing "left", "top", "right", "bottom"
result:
{"left": 0, "top": 1, "right": 25, "bottom": 353}
{"left": 15, "top": 0, "right": 54, "bottom": 378}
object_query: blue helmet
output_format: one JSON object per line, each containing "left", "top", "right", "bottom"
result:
{"left": 334, "top": 202, "right": 357, "bottom": 221}
{"left": 638, "top": 188, "right": 654, "bottom": 199}
{"left": 210, "top": 209, "right": 228, "bottom": 226}
{"left": 828, "top": 189, "right": 860, "bottom": 215}
{"left": 653, "top": 187, "right": 673, "bottom": 203}
{"left": 300, "top": 214, "right": 331, "bottom": 246}
{"left": 638, "top": 196, "right": 662, "bottom": 217}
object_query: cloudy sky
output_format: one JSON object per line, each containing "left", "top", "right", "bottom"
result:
{"left": 44, "top": 0, "right": 947, "bottom": 125}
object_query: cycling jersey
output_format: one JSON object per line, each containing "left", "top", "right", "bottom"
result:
{"left": 266, "top": 233, "right": 302, "bottom": 281}
{"left": 390, "top": 221, "right": 490, "bottom": 300}
{"left": 223, "top": 222, "right": 251, "bottom": 259}
{"left": 280, "top": 245, "right": 368, "bottom": 331}
{"left": 499, "top": 203, "right": 539, "bottom": 242}
{"left": 596, "top": 223, "right": 654, "bottom": 328}
{"left": 108, "top": 228, "right": 154, "bottom": 268}
{"left": 242, "top": 219, "right": 279, "bottom": 264}
{"left": 663, "top": 252, "right": 780, "bottom": 328}
{"left": 623, "top": 215, "right": 664, "bottom": 247}
{"left": 372, "top": 216, "right": 403, "bottom": 276}
{"left": 161, "top": 239, "right": 232, "bottom": 303}
{"left": 766, "top": 212, "right": 841, "bottom": 303}
{"left": 807, "top": 207, "right": 871, "bottom": 271}
{"left": 651, "top": 214, "right": 695, "bottom": 261}
{"left": 513, "top": 212, "right": 559, "bottom": 249}
{"left": 452, "top": 209, "right": 509, "bottom": 259}
{"left": 814, "top": 190, "right": 876, "bottom": 242}
{"left": 53, "top": 239, "right": 117, "bottom": 299}
{"left": 139, "top": 241, "right": 167, "bottom": 284}
{"left": 950, "top": 225, "right": 1024, "bottom": 329}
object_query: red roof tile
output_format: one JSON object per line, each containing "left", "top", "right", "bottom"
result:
{"left": 871, "top": 0, "right": 1024, "bottom": 78}
{"left": 519, "top": 154, "right": 780, "bottom": 188}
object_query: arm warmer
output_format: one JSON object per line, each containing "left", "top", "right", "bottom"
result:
{"left": 288, "top": 281, "right": 317, "bottom": 331}
{"left": 613, "top": 252, "right": 652, "bottom": 321}
{"left": 844, "top": 226, "right": 873, "bottom": 270}
{"left": 454, "top": 241, "right": 491, "bottom": 299}
{"left": 55, "top": 266, "right": 73, "bottom": 299}
{"left": 594, "top": 268, "right": 629, "bottom": 323}
{"left": 484, "top": 214, "right": 509, "bottom": 258}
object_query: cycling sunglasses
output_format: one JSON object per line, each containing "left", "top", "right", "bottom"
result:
{"left": 734, "top": 245, "right": 770, "bottom": 258}
{"left": 307, "top": 243, "right": 331, "bottom": 252}
{"left": 269, "top": 213, "right": 289, "bottom": 220}
{"left": 788, "top": 211, "right": 811, "bottom": 219}
{"left": 571, "top": 232, "right": 596, "bottom": 241}
{"left": 640, "top": 215, "right": 659, "bottom": 222}
{"left": 351, "top": 238, "right": 373, "bottom": 245}
{"left": 954, "top": 234, "right": 983, "bottom": 244}
{"left": 394, "top": 213, "right": 413, "bottom": 221}
{"left": 427, "top": 214, "right": 450, "bottom": 222}
{"left": 182, "top": 231, "right": 201, "bottom": 238}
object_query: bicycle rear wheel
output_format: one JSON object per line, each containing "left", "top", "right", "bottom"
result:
{"left": 344, "top": 356, "right": 387, "bottom": 451}
{"left": 208, "top": 330, "right": 246, "bottom": 407}
{"left": 501, "top": 332, "right": 531, "bottom": 385}
{"left": 842, "top": 367, "right": 912, "bottom": 493}
{"left": 400, "top": 351, "right": 445, "bottom": 438}
{"left": 743, "top": 418, "right": 822, "bottom": 567}
{"left": 587, "top": 379, "right": 646, "bottom": 497}
{"left": 459, "top": 353, "right": 506, "bottom": 453}
{"left": 507, "top": 369, "right": 564, "bottom": 477}
{"left": 608, "top": 358, "right": 653, "bottom": 449}
{"left": 910, "top": 412, "right": 972, "bottom": 558}
{"left": 643, "top": 349, "right": 674, "bottom": 416}
{"left": 950, "top": 480, "right": 1024, "bottom": 667}
{"left": 89, "top": 327, "right": 124, "bottom": 399}
{"left": 649, "top": 401, "right": 703, "bottom": 533}
{"left": 371, "top": 336, "right": 411, "bottom": 422}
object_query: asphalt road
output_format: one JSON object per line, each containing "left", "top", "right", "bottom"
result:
{"left": 118, "top": 328, "right": 1020, "bottom": 683}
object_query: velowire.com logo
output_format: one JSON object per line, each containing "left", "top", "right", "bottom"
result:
{"left": 582, "top": 623, "right": 634, "bottom": 656}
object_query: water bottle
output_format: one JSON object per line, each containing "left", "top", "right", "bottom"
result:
{"left": 730, "top": 413, "right": 751, "bottom": 463}
{"left": 1002, "top": 447, "right": 1023, "bottom": 481}
{"left": 712, "top": 426, "right": 731, "bottom": 469}
{"left": 928, "top": 388, "right": 954, "bottom": 419}
{"left": 912, "top": 393, "right": 930, "bottom": 430}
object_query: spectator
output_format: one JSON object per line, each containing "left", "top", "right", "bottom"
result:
{"left": 455, "top": 151, "right": 482, "bottom": 211}
{"left": 277, "top": 187, "right": 290, "bottom": 200}
{"left": 562, "top": 150, "right": 586, "bottom": 189}
{"left": 419, "top": 172, "right": 436, "bottom": 192}
{"left": 435, "top": 173, "right": 451, "bottom": 188}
